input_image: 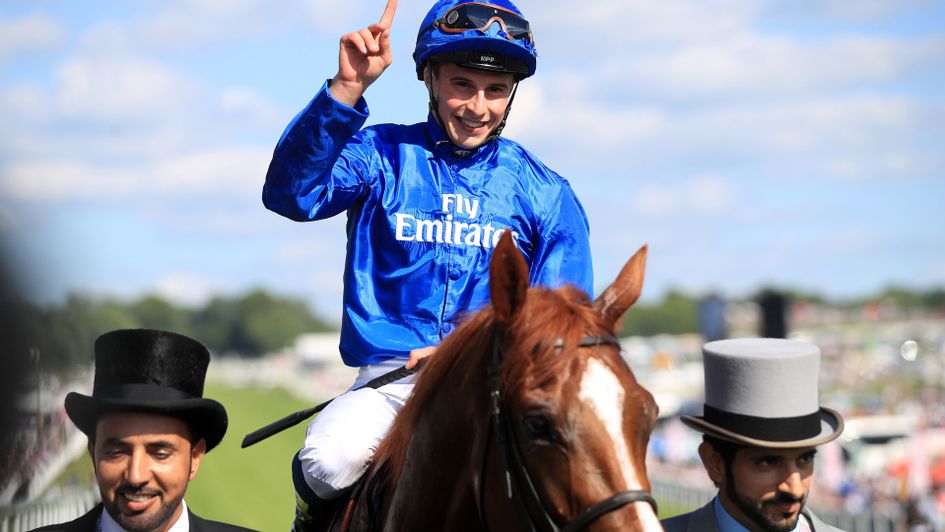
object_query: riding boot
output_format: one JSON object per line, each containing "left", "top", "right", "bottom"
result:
{"left": 292, "top": 491, "right": 338, "bottom": 532}
{"left": 292, "top": 453, "right": 344, "bottom": 532}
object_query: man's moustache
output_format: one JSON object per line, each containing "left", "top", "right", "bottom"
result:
{"left": 766, "top": 493, "right": 804, "bottom": 505}
{"left": 117, "top": 486, "right": 162, "bottom": 498}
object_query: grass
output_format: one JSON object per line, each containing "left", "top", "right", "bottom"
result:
{"left": 180, "top": 383, "right": 312, "bottom": 530}
{"left": 50, "top": 383, "right": 315, "bottom": 531}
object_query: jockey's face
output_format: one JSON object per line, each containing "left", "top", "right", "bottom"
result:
{"left": 426, "top": 63, "right": 515, "bottom": 149}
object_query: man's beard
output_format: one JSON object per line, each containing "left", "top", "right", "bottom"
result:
{"left": 103, "top": 487, "right": 185, "bottom": 532}
{"left": 725, "top": 474, "right": 807, "bottom": 532}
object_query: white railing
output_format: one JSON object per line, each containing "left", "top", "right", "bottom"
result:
{"left": 0, "top": 489, "right": 98, "bottom": 532}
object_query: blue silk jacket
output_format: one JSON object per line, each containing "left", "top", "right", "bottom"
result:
{"left": 263, "top": 81, "right": 592, "bottom": 366}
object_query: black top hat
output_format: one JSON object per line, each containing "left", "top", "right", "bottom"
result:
{"left": 65, "top": 329, "right": 228, "bottom": 451}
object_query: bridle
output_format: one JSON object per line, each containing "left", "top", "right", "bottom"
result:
{"left": 476, "top": 329, "right": 658, "bottom": 532}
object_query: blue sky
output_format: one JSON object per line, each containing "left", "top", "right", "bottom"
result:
{"left": 1, "top": 0, "right": 943, "bottom": 322}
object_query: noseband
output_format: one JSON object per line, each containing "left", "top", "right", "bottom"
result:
{"left": 477, "top": 330, "right": 658, "bottom": 532}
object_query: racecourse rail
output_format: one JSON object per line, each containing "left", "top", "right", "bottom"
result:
{"left": 0, "top": 488, "right": 97, "bottom": 532}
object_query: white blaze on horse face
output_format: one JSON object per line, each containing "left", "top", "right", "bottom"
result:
{"left": 578, "top": 358, "right": 663, "bottom": 529}
{"left": 578, "top": 358, "right": 638, "bottom": 488}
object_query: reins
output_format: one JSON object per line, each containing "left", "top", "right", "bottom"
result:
{"left": 476, "top": 329, "right": 657, "bottom": 531}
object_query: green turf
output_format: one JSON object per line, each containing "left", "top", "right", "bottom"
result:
{"left": 184, "top": 383, "right": 312, "bottom": 531}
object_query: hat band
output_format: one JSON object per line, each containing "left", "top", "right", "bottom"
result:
{"left": 703, "top": 404, "right": 822, "bottom": 442}
{"left": 95, "top": 383, "right": 199, "bottom": 402}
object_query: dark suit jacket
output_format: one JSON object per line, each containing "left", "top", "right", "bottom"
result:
{"left": 661, "top": 498, "right": 844, "bottom": 532}
{"left": 30, "top": 503, "right": 257, "bottom": 532}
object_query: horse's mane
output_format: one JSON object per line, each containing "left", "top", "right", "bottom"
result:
{"left": 372, "top": 283, "right": 610, "bottom": 486}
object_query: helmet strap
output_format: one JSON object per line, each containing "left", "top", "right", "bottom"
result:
{"left": 426, "top": 65, "right": 447, "bottom": 135}
{"left": 484, "top": 81, "right": 518, "bottom": 144}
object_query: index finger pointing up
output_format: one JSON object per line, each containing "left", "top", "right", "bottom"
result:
{"left": 378, "top": 0, "right": 398, "bottom": 28}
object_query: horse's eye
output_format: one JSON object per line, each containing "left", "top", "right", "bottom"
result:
{"left": 523, "top": 415, "right": 555, "bottom": 441}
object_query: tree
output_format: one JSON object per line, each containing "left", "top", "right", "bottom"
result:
{"left": 620, "top": 290, "right": 699, "bottom": 336}
{"left": 191, "top": 290, "right": 334, "bottom": 357}
{"left": 31, "top": 295, "right": 137, "bottom": 373}
{"left": 127, "top": 295, "right": 193, "bottom": 335}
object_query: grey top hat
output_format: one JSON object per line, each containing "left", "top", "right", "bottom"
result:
{"left": 681, "top": 338, "right": 843, "bottom": 448}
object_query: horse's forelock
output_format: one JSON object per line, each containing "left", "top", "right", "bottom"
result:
{"left": 502, "top": 284, "right": 607, "bottom": 396}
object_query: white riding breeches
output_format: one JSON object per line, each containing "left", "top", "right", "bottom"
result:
{"left": 297, "top": 359, "right": 417, "bottom": 499}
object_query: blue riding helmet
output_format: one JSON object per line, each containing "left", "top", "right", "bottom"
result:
{"left": 413, "top": 0, "right": 538, "bottom": 81}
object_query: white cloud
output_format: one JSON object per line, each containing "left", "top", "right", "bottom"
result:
{"left": 672, "top": 96, "right": 942, "bottom": 182}
{"left": 511, "top": 78, "right": 941, "bottom": 184}
{"left": 153, "top": 272, "right": 222, "bottom": 308}
{"left": 219, "top": 87, "right": 286, "bottom": 128}
{"left": 271, "top": 219, "right": 347, "bottom": 264}
{"left": 505, "top": 76, "right": 668, "bottom": 153}
{"left": 0, "top": 42, "right": 290, "bottom": 192}
{"left": 2, "top": 161, "right": 138, "bottom": 201}
{"left": 151, "top": 147, "right": 272, "bottom": 193}
{"left": 302, "top": 0, "right": 367, "bottom": 34}
{"left": 609, "top": 35, "right": 945, "bottom": 101}
{"left": 532, "top": 0, "right": 759, "bottom": 47}
{"left": 54, "top": 54, "right": 200, "bottom": 121}
{"left": 0, "top": 13, "right": 65, "bottom": 63}
{"left": 824, "top": 150, "right": 942, "bottom": 181}
{"left": 763, "top": 0, "right": 935, "bottom": 22}
{"left": 689, "top": 177, "right": 738, "bottom": 212}
{"left": 134, "top": 1, "right": 282, "bottom": 49}
{"left": 525, "top": 0, "right": 945, "bottom": 107}
{"left": 0, "top": 83, "right": 47, "bottom": 118}
{"left": 634, "top": 176, "right": 738, "bottom": 217}
{"left": 924, "top": 261, "right": 945, "bottom": 286}
{"left": 817, "top": 226, "right": 883, "bottom": 256}
{"left": 74, "top": 0, "right": 362, "bottom": 52}
{"left": 1, "top": 146, "right": 271, "bottom": 202}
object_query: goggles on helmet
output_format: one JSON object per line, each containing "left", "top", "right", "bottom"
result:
{"left": 419, "top": 2, "right": 533, "bottom": 44}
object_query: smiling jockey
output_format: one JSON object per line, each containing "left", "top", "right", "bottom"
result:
{"left": 261, "top": 1, "right": 593, "bottom": 529}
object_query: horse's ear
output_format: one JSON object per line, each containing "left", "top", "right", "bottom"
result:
{"left": 490, "top": 232, "right": 529, "bottom": 325}
{"left": 593, "top": 244, "right": 647, "bottom": 329}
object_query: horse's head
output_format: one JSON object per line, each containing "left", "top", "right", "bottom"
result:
{"left": 488, "top": 232, "right": 662, "bottom": 531}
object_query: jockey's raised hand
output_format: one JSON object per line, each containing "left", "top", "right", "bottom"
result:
{"left": 330, "top": 0, "right": 397, "bottom": 107}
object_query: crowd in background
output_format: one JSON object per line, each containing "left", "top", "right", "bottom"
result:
{"left": 644, "top": 299, "right": 945, "bottom": 530}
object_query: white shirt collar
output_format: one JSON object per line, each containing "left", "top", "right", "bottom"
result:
{"left": 99, "top": 499, "right": 190, "bottom": 532}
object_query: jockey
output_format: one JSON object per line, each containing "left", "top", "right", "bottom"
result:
{"left": 262, "top": 1, "right": 593, "bottom": 529}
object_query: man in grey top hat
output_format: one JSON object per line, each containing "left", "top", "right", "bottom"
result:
{"left": 33, "top": 329, "right": 253, "bottom": 532}
{"left": 661, "top": 338, "right": 845, "bottom": 532}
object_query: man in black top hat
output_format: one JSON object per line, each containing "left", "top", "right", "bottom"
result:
{"left": 33, "top": 329, "right": 254, "bottom": 532}
{"left": 662, "top": 338, "right": 845, "bottom": 532}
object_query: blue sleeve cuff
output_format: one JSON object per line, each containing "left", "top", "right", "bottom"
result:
{"left": 323, "top": 79, "right": 370, "bottom": 117}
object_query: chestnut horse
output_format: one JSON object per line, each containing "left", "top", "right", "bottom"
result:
{"left": 335, "top": 233, "right": 662, "bottom": 531}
